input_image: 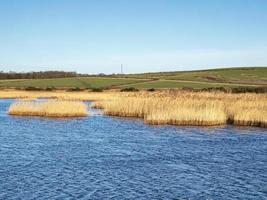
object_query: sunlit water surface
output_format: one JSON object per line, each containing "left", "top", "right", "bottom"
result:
{"left": 0, "top": 99, "right": 266, "bottom": 199}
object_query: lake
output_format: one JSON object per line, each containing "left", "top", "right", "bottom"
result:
{"left": 0, "top": 99, "right": 266, "bottom": 199}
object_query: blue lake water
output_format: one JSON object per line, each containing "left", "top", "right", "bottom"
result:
{"left": 0, "top": 99, "right": 266, "bottom": 199}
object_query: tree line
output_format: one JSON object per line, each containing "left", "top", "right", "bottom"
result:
{"left": 0, "top": 71, "right": 78, "bottom": 79}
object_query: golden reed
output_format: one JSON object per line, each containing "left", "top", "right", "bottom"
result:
{"left": 1, "top": 90, "right": 266, "bottom": 127}
{"left": 92, "top": 91, "right": 267, "bottom": 127}
{"left": 9, "top": 100, "right": 88, "bottom": 117}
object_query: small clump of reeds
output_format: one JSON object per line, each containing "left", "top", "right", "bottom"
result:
{"left": 8, "top": 100, "right": 88, "bottom": 117}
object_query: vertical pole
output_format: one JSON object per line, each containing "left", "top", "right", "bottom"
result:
{"left": 121, "top": 64, "right": 123, "bottom": 74}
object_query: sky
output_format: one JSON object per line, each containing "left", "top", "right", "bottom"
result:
{"left": 0, "top": 0, "right": 267, "bottom": 74}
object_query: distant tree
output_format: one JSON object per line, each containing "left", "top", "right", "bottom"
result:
{"left": 0, "top": 71, "right": 78, "bottom": 79}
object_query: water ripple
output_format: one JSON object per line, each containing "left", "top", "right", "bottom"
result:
{"left": 0, "top": 99, "right": 266, "bottom": 199}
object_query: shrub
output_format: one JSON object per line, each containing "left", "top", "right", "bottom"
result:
{"left": 91, "top": 88, "right": 104, "bottom": 92}
{"left": 147, "top": 88, "right": 156, "bottom": 92}
{"left": 199, "top": 87, "right": 228, "bottom": 93}
{"left": 230, "top": 87, "right": 267, "bottom": 93}
{"left": 66, "top": 87, "right": 84, "bottom": 92}
{"left": 24, "top": 86, "right": 43, "bottom": 91}
{"left": 120, "top": 87, "right": 139, "bottom": 92}
{"left": 255, "top": 87, "right": 267, "bottom": 93}
{"left": 45, "top": 87, "right": 56, "bottom": 91}
{"left": 181, "top": 87, "right": 194, "bottom": 92}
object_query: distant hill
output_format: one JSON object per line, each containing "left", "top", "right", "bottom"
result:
{"left": 0, "top": 67, "right": 266, "bottom": 89}
{"left": 113, "top": 67, "right": 267, "bottom": 85}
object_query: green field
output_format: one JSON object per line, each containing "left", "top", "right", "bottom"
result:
{"left": 0, "top": 67, "right": 267, "bottom": 89}
{"left": 121, "top": 80, "right": 252, "bottom": 89}
{"left": 0, "top": 77, "right": 150, "bottom": 89}
{"left": 117, "top": 67, "right": 267, "bottom": 85}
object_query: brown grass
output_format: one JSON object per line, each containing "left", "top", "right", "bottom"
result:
{"left": 9, "top": 100, "right": 88, "bottom": 117}
{"left": 1, "top": 90, "right": 266, "bottom": 127}
{"left": 227, "top": 100, "right": 267, "bottom": 127}
{"left": 0, "top": 90, "right": 114, "bottom": 101}
{"left": 98, "top": 96, "right": 227, "bottom": 126}
{"left": 92, "top": 91, "right": 267, "bottom": 127}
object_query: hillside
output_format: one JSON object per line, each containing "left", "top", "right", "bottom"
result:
{"left": 0, "top": 67, "right": 266, "bottom": 89}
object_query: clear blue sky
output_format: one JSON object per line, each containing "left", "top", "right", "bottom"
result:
{"left": 0, "top": 0, "right": 267, "bottom": 74}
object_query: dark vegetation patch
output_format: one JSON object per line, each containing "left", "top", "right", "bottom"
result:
{"left": 91, "top": 88, "right": 104, "bottom": 92}
{"left": 45, "top": 87, "right": 56, "bottom": 91}
{"left": 66, "top": 87, "right": 85, "bottom": 92}
{"left": 22, "top": 86, "right": 56, "bottom": 91}
{"left": 203, "top": 76, "right": 224, "bottom": 82}
{"left": 0, "top": 71, "right": 77, "bottom": 79}
{"left": 181, "top": 86, "right": 267, "bottom": 93}
{"left": 230, "top": 87, "right": 267, "bottom": 93}
{"left": 120, "top": 87, "right": 139, "bottom": 92}
{"left": 147, "top": 88, "right": 156, "bottom": 92}
{"left": 24, "top": 86, "right": 44, "bottom": 91}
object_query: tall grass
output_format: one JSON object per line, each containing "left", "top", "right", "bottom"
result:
{"left": 93, "top": 91, "right": 267, "bottom": 127}
{"left": 1, "top": 90, "right": 266, "bottom": 127}
{"left": 227, "top": 100, "right": 267, "bottom": 127}
{"left": 145, "top": 100, "right": 227, "bottom": 126}
{"left": 0, "top": 90, "right": 122, "bottom": 102}
{"left": 99, "top": 96, "right": 227, "bottom": 126}
{"left": 9, "top": 100, "right": 88, "bottom": 117}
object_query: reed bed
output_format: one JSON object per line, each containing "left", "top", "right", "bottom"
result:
{"left": 228, "top": 100, "right": 267, "bottom": 127}
{"left": 9, "top": 100, "right": 88, "bottom": 117}
{"left": 145, "top": 100, "right": 227, "bottom": 126}
{"left": 1, "top": 90, "right": 266, "bottom": 127}
{"left": 92, "top": 91, "right": 267, "bottom": 127}
{"left": 0, "top": 90, "right": 117, "bottom": 101}
{"left": 98, "top": 96, "right": 227, "bottom": 126}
